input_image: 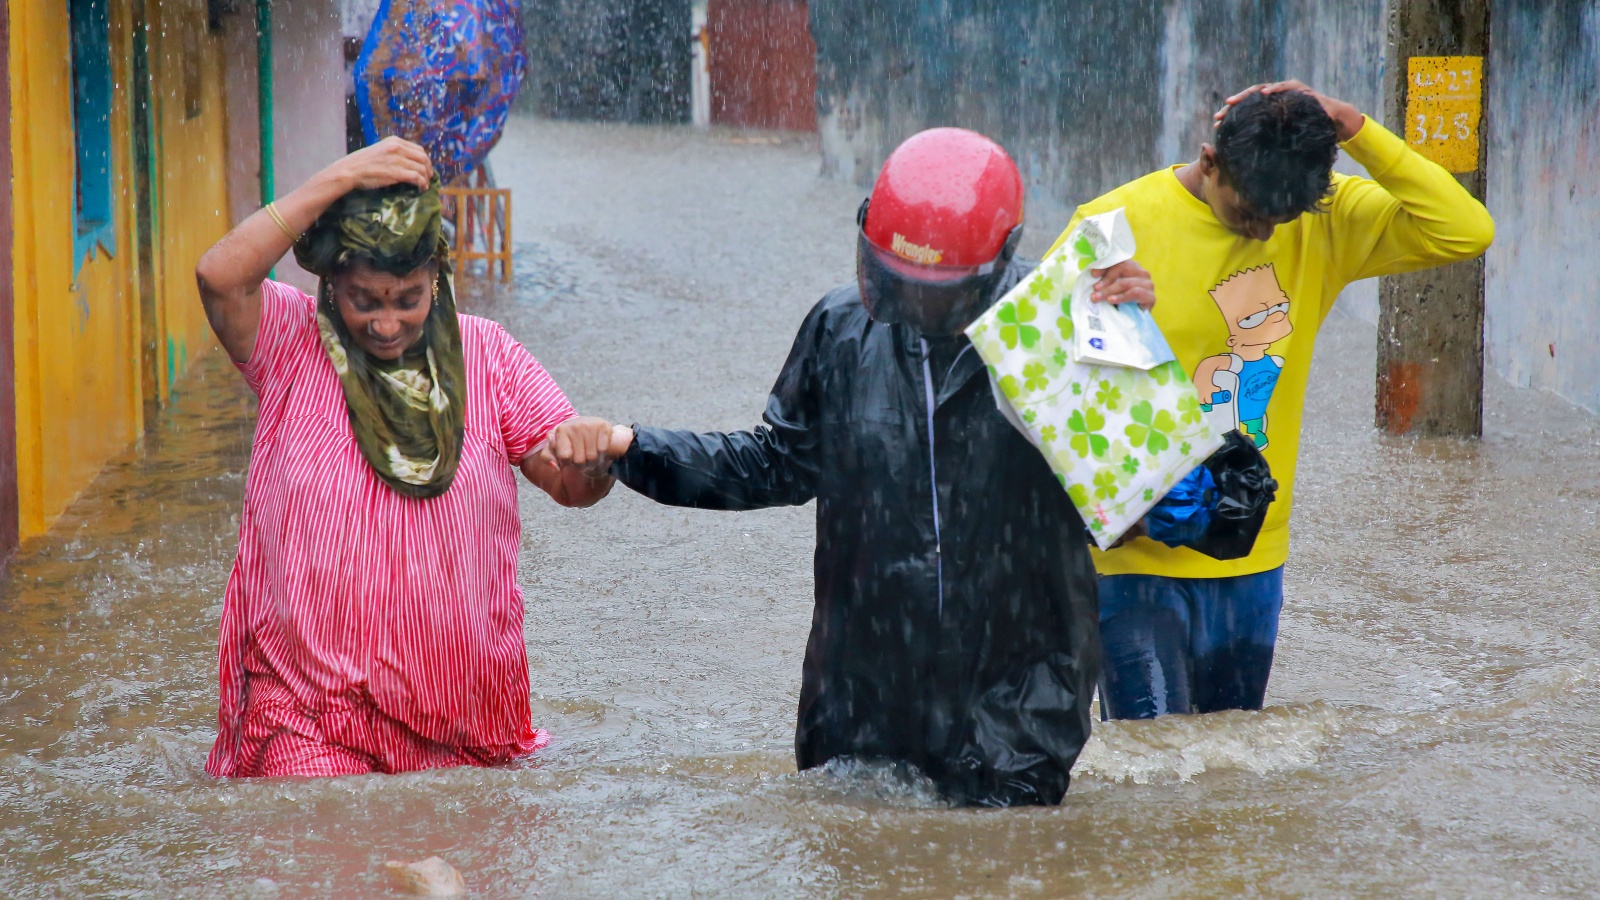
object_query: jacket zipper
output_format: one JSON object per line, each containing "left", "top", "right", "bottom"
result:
{"left": 920, "top": 338, "right": 944, "bottom": 619}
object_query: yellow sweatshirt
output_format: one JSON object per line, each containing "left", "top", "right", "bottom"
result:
{"left": 1048, "top": 117, "right": 1494, "bottom": 579}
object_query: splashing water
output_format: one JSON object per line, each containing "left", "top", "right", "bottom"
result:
{"left": 1076, "top": 703, "right": 1342, "bottom": 785}
{"left": 2, "top": 119, "right": 1599, "bottom": 897}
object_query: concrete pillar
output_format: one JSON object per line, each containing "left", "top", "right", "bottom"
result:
{"left": 1376, "top": 0, "right": 1490, "bottom": 437}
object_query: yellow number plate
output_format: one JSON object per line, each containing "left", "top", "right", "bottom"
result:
{"left": 1405, "top": 56, "right": 1483, "bottom": 173}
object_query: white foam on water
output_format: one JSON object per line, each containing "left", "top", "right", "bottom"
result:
{"left": 792, "top": 757, "right": 951, "bottom": 809}
{"left": 1074, "top": 702, "right": 1343, "bottom": 785}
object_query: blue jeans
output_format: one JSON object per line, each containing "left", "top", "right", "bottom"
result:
{"left": 1097, "top": 568, "right": 1284, "bottom": 719}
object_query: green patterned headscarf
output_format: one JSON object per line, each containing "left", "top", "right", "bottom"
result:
{"left": 293, "top": 179, "right": 466, "bottom": 499}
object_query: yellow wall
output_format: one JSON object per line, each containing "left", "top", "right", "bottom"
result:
{"left": 8, "top": 0, "right": 232, "bottom": 538}
{"left": 146, "top": 0, "right": 232, "bottom": 401}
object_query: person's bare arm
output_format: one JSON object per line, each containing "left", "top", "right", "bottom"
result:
{"left": 519, "top": 418, "right": 634, "bottom": 508}
{"left": 194, "top": 137, "right": 434, "bottom": 363}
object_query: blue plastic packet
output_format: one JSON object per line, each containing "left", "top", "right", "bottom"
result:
{"left": 1144, "top": 463, "right": 1215, "bottom": 548}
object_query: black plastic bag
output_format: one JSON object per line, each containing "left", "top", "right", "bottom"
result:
{"left": 1147, "top": 430, "right": 1278, "bottom": 560}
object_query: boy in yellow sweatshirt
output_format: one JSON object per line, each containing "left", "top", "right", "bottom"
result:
{"left": 1050, "top": 80, "right": 1494, "bottom": 719}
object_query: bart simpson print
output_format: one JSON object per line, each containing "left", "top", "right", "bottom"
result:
{"left": 1193, "top": 265, "right": 1292, "bottom": 449}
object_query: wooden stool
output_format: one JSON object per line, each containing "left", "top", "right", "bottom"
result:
{"left": 441, "top": 171, "right": 512, "bottom": 282}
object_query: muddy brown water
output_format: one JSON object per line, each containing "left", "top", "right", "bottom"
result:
{"left": 2, "top": 120, "right": 1598, "bottom": 897}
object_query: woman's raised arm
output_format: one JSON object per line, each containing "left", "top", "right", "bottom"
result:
{"left": 195, "top": 136, "right": 434, "bottom": 363}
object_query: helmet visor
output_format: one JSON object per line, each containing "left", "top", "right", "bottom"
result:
{"left": 857, "top": 230, "right": 1019, "bottom": 335}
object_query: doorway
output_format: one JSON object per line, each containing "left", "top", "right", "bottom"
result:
{"left": 707, "top": 0, "right": 817, "bottom": 132}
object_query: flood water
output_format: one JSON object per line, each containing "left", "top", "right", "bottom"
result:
{"left": 3, "top": 119, "right": 1599, "bottom": 897}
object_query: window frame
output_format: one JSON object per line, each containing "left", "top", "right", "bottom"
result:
{"left": 69, "top": 0, "right": 117, "bottom": 275}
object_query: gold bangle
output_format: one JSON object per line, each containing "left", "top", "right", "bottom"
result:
{"left": 264, "top": 202, "right": 299, "bottom": 242}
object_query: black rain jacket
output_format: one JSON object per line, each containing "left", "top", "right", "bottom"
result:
{"left": 613, "top": 273, "right": 1101, "bottom": 807}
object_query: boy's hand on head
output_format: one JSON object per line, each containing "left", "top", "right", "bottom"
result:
{"left": 1089, "top": 259, "right": 1157, "bottom": 311}
{"left": 551, "top": 418, "right": 634, "bottom": 476}
{"left": 1213, "top": 80, "right": 1365, "bottom": 142}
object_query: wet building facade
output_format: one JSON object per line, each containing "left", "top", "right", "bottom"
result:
{"left": 706, "top": 0, "right": 816, "bottom": 132}
{"left": 0, "top": 3, "right": 14, "bottom": 561}
{"left": 225, "top": 0, "right": 345, "bottom": 293}
{"left": 519, "top": 0, "right": 691, "bottom": 123}
{"left": 810, "top": 0, "right": 1600, "bottom": 416}
{"left": 1, "top": 0, "right": 343, "bottom": 555}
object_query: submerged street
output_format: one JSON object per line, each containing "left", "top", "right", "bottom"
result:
{"left": 2, "top": 118, "right": 1599, "bottom": 896}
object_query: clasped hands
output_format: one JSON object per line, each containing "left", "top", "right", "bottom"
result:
{"left": 539, "top": 417, "right": 636, "bottom": 478}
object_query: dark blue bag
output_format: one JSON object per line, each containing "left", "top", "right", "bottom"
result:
{"left": 1145, "top": 463, "right": 1216, "bottom": 547}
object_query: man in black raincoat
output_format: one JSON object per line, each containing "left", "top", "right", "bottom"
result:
{"left": 563, "top": 129, "right": 1155, "bottom": 806}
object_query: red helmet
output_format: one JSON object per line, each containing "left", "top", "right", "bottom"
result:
{"left": 858, "top": 128, "right": 1026, "bottom": 334}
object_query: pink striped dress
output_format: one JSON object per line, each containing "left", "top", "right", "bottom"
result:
{"left": 205, "top": 280, "right": 576, "bottom": 778}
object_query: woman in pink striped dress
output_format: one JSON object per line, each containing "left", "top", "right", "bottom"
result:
{"left": 194, "top": 137, "right": 625, "bottom": 777}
